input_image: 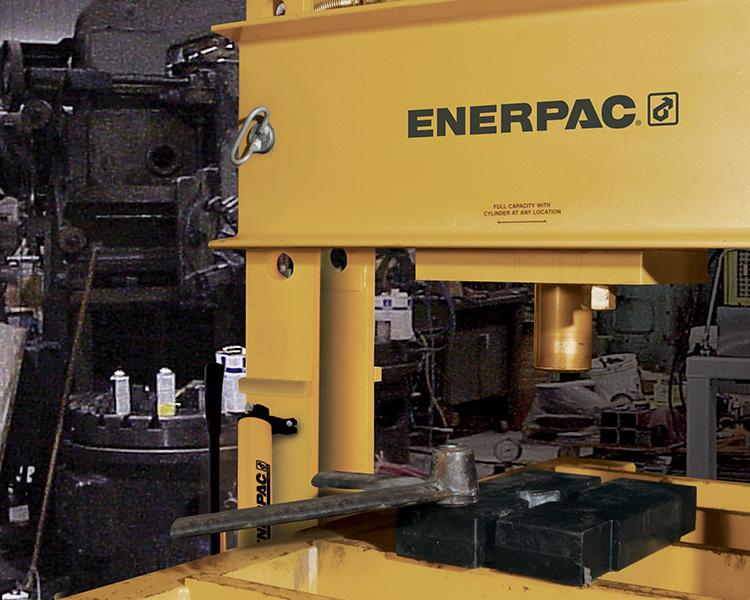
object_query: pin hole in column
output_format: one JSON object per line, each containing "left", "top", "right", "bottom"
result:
{"left": 276, "top": 252, "right": 294, "bottom": 279}
{"left": 330, "top": 248, "right": 348, "bottom": 272}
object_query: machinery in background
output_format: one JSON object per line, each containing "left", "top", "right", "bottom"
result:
{"left": 43, "top": 345, "right": 247, "bottom": 595}
{"left": 0, "top": 0, "right": 246, "bottom": 386}
{"left": 0, "top": 0, "right": 246, "bottom": 594}
{"left": 52, "top": 380, "right": 241, "bottom": 594}
{"left": 682, "top": 250, "right": 750, "bottom": 481}
{"left": 527, "top": 249, "right": 750, "bottom": 482}
{"left": 372, "top": 249, "right": 530, "bottom": 463}
{"left": 593, "top": 285, "right": 696, "bottom": 372}
{"left": 4, "top": 354, "right": 247, "bottom": 597}
{"left": 717, "top": 250, "right": 750, "bottom": 357}
{"left": 723, "top": 250, "right": 750, "bottom": 307}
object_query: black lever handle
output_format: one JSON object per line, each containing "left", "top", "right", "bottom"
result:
{"left": 171, "top": 443, "right": 478, "bottom": 540}
{"left": 204, "top": 361, "right": 225, "bottom": 554}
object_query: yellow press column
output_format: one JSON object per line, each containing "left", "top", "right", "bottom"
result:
{"left": 240, "top": 248, "right": 321, "bottom": 536}
{"left": 237, "top": 417, "right": 273, "bottom": 547}
{"left": 319, "top": 248, "right": 376, "bottom": 475}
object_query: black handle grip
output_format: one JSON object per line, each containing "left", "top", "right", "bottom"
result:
{"left": 204, "top": 361, "right": 224, "bottom": 555}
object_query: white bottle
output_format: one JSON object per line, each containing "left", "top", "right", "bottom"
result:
{"left": 374, "top": 292, "right": 392, "bottom": 343}
{"left": 374, "top": 289, "right": 415, "bottom": 342}
{"left": 156, "top": 367, "right": 177, "bottom": 416}
{"left": 389, "top": 289, "right": 415, "bottom": 341}
{"left": 110, "top": 369, "right": 131, "bottom": 416}
{"left": 215, "top": 346, "right": 247, "bottom": 413}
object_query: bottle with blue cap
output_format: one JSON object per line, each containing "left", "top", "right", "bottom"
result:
{"left": 215, "top": 345, "right": 247, "bottom": 413}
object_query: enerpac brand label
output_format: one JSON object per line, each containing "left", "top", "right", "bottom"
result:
{"left": 407, "top": 93, "right": 679, "bottom": 137}
{"left": 407, "top": 93, "right": 680, "bottom": 226}
{"left": 255, "top": 459, "right": 271, "bottom": 542}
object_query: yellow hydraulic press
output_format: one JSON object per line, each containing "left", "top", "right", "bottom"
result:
{"left": 74, "top": 0, "right": 750, "bottom": 598}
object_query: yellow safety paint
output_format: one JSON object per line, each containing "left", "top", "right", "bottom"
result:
{"left": 237, "top": 416, "right": 273, "bottom": 547}
{"left": 214, "top": 0, "right": 750, "bottom": 251}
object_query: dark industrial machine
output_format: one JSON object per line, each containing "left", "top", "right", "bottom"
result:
{"left": 54, "top": 385, "right": 240, "bottom": 594}
{"left": 0, "top": 0, "right": 246, "bottom": 385}
{"left": 0, "top": 0, "right": 246, "bottom": 595}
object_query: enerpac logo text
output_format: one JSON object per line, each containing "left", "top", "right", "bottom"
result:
{"left": 255, "top": 460, "right": 271, "bottom": 542}
{"left": 407, "top": 93, "right": 679, "bottom": 138}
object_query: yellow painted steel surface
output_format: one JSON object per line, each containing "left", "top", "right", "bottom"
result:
{"left": 416, "top": 249, "right": 708, "bottom": 285}
{"left": 71, "top": 462, "right": 750, "bottom": 599}
{"left": 319, "top": 248, "right": 376, "bottom": 474}
{"left": 238, "top": 247, "right": 377, "bottom": 517}
{"left": 242, "top": 248, "right": 321, "bottom": 533}
{"left": 237, "top": 417, "right": 273, "bottom": 546}
{"left": 213, "top": 0, "right": 750, "bottom": 250}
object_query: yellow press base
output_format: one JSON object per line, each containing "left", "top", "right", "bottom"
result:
{"left": 70, "top": 460, "right": 750, "bottom": 600}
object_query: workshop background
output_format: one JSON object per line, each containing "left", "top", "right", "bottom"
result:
{"left": 0, "top": 1, "right": 748, "bottom": 598}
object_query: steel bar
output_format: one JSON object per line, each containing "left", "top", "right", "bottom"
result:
{"left": 171, "top": 482, "right": 447, "bottom": 539}
{"left": 311, "top": 471, "right": 422, "bottom": 490}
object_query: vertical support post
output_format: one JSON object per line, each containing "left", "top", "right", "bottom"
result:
{"left": 241, "top": 249, "right": 321, "bottom": 536}
{"left": 319, "top": 248, "right": 376, "bottom": 474}
{"left": 686, "top": 371, "right": 717, "bottom": 479}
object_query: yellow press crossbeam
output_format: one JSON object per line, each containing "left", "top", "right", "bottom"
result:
{"left": 416, "top": 249, "right": 708, "bottom": 285}
{"left": 213, "top": 0, "right": 750, "bottom": 250}
{"left": 71, "top": 462, "right": 750, "bottom": 600}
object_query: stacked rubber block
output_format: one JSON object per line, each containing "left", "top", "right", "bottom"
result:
{"left": 396, "top": 470, "right": 696, "bottom": 586}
